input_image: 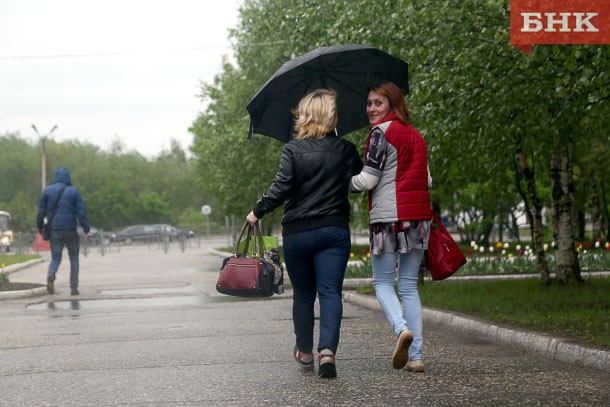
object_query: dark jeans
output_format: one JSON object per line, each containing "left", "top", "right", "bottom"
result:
{"left": 48, "top": 229, "right": 80, "bottom": 290}
{"left": 282, "top": 226, "right": 351, "bottom": 355}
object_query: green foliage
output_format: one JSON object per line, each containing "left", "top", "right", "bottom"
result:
{"left": 0, "top": 135, "right": 40, "bottom": 204}
{"left": 190, "top": 0, "right": 381, "bottom": 229}
{"left": 135, "top": 192, "right": 170, "bottom": 224}
{"left": 176, "top": 207, "right": 207, "bottom": 230}
{"left": 86, "top": 180, "right": 136, "bottom": 231}
{"left": 190, "top": 59, "right": 281, "bottom": 225}
{"left": 191, "top": 0, "right": 610, "bottom": 283}
{"left": 0, "top": 132, "right": 211, "bottom": 232}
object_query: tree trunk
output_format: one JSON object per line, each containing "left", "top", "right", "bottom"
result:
{"left": 481, "top": 211, "right": 495, "bottom": 246}
{"left": 509, "top": 210, "right": 521, "bottom": 242}
{"left": 601, "top": 182, "right": 610, "bottom": 241}
{"left": 514, "top": 133, "right": 550, "bottom": 284}
{"left": 550, "top": 142, "right": 583, "bottom": 283}
{"left": 575, "top": 209, "right": 586, "bottom": 241}
{"left": 589, "top": 171, "right": 603, "bottom": 240}
{"left": 512, "top": 156, "right": 534, "bottom": 241}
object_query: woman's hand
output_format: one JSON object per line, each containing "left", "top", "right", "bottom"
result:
{"left": 246, "top": 211, "right": 259, "bottom": 225}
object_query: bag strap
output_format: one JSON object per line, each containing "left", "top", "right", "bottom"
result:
{"left": 48, "top": 186, "right": 68, "bottom": 226}
{"left": 233, "top": 222, "right": 267, "bottom": 259}
{"left": 430, "top": 212, "right": 449, "bottom": 234}
{"left": 252, "top": 223, "right": 266, "bottom": 258}
{"left": 234, "top": 222, "right": 250, "bottom": 255}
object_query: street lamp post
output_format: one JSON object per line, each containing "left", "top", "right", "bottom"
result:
{"left": 31, "top": 124, "right": 58, "bottom": 192}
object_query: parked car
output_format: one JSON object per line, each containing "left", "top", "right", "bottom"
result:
{"left": 151, "top": 224, "right": 195, "bottom": 241}
{"left": 114, "top": 225, "right": 163, "bottom": 244}
{"left": 77, "top": 226, "right": 108, "bottom": 245}
{"left": 0, "top": 210, "right": 13, "bottom": 252}
{"left": 152, "top": 224, "right": 181, "bottom": 241}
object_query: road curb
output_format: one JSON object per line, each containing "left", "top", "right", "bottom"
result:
{"left": 4, "top": 258, "right": 44, "bottom": 275}
{"left": 342, "top": 292, "right": 610, "bottom": 373}
{"left": 0, "top": 286, "right": 47, "bottom": 300}
{"left": 1, "top": 259, "right": 46, "bottom": 300}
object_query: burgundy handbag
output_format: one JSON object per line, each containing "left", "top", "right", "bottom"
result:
{"left": 425, "top": 213, "right": 467, "bottom": 281}
{"left": 216, "top": 222, "right": 275, "bottom": 297}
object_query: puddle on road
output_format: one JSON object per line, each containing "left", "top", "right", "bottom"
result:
{"left": 26, "top": 294, "right": 265, "bottom": 311}
{"left": 25, "top": 283, "right": 288, "bottom": 312}
{"left": 98, "top": 286, "right": 199, "bottom": 296}
{"left": 173, "top": 268, "right": 204, "bottom": 274}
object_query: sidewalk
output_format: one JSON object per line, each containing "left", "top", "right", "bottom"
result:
{"left": 344, "top": 292, "right": 610, "bottom": 373}
{"left": 208, "top": 249, "right": 610, "bottom": 373}
{"left": 1, "top": 241, "right": 608, "bottom": 406}
{"left": 5, "top": 247, "right": 607, "bottom": 373}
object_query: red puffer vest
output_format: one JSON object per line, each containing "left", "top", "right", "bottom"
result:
{"left": 366, "top": 112, "right": 432, "bottom": 223}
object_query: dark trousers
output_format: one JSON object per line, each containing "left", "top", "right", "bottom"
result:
{"left": 282, "top": 226, "right": 351, "bottom": 354}
{"left": 48, "top": 229, "right": 80, "bottom": 290}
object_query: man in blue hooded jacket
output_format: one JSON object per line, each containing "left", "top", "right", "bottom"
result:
{"left": 36, "top": 167, "right": 91, "bottom": 295}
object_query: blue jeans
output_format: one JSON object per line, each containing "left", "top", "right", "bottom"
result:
{"left": 372, "top": 249, "right": 425, "bottom": 361}
{"left": 48, "top": 229, "right": 80, "bottom": 290}
{"left": 282, "top": 226, "right": 351, "bottom": 355}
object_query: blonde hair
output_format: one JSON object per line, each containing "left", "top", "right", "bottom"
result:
{"left": 293, "top": 89, "right": 337, "bottom": 140}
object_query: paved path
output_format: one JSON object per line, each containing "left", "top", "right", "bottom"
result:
{"left": 1, "top": 239, "right": 608, "bottom": 406}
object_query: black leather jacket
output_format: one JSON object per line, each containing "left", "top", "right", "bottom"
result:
{"left": 253, "top": 135, "right": 363, "bottom": 235}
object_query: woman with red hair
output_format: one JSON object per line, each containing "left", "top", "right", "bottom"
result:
{"left": 351, "top": 82, "right": 433, "bottom": 373}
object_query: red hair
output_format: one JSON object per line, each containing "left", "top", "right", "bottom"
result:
{"left": 369, "top": 82, "right": 411, "bottom": 124}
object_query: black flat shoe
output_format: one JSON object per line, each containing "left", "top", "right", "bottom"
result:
{"left": 318, "top": 349, "right": 337, "bottom": 379}
{"left": 46, "top": 275, "right": 55, "bottom": 295}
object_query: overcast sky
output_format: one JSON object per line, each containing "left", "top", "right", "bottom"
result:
{"left": 0, "top": 0, "right": 241, "bottom": 157}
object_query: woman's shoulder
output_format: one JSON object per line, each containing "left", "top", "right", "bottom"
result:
{"left": 388, "top": 120, "right": 423, "bottom": 138}
{"left": 287, "top": 135, "right": 357, "bottom": 151}
{"left": 333, "top": 136, "right": 360, "bottom": 151}
{"left": 388, "top": 118, "right": 417, "bottom": 130}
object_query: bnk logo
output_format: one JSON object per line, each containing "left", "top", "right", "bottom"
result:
{"left": 510, "top": 0, "right": 610, "bottom": 53}
{"left": 521, "top": 12, "right": 599, "bottom": 32}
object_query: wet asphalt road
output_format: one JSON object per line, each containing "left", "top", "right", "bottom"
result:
{"left": 1, "top": 239, "right": 608, "bottom": 406}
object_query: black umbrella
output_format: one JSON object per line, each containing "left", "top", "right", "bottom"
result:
{"left": 246, "top": 44, "right": 409, "bottom": 142}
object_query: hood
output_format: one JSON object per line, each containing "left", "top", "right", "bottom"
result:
{"left": 53, "top": 167, "right": 72, "bottom": 185}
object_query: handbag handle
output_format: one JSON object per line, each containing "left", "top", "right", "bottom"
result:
{"left": 233, "top": 222, "right": 250, "bottom": 255}
{"left": 251, "top": 222, "right": 266, "bottom": 258}
{"left": 233, "top": 222, "right": 266, "bottom": 258}
{"left": 430, "top": 212, "right": 449, "bottom": 235}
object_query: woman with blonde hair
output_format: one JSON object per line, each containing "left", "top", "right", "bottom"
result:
{"left": 247, "top": 89, "right": 363, "bottom": 378}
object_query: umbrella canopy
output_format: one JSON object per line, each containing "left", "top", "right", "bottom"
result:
{"left": 246, "top": 44, "right": 409, "bottom": 142}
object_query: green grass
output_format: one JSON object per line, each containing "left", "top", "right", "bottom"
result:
{"left": 0, "top": 253, "right": 40, "bottom": 267}
{"left": 0, "top": 271, "right": 8, "bottom": 287}
{"left": 358, "top": 277, "right": 610, "bottom": 348}
{"left": 0, "top": 254, "right": 41, "bottom": 289}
